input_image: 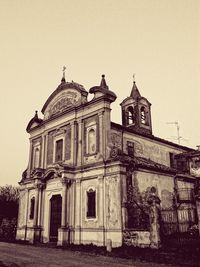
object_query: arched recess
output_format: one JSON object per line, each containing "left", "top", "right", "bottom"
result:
{"left": 126, "top": 106, "right": 134, "bottom": 125}
{"left": 88, "top": 128, "right": 96, "bottom": 154}
{"left": 86, "top": 188, "right": 96, "bottom": 218}
{"left": 140, "top": 106, "right": 147, "bottom": 125}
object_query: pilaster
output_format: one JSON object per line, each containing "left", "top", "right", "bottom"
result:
{"left": 57, "top": 177, "right": 72, "bottom": 246}
{"left": 70, "top": 121, "right": 77, "bottom": 166}
{"left": 74, "top": 179, "right": 81, "bottom": 244}
{"left": 28, "top": 140, "right": 33, "bottom": 177}
{"left": 77, "top": 119, "right": 83, "bottom": 166}
{"left": 31, "top": 182, "right": 45, "bottom": 243}
{"left": 98, "top": 111, "right": 104, "bottom": 158}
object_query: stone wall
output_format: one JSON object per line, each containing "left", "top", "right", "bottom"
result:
{"left": 123, "top": 230, "right": 150, "bottom": 247}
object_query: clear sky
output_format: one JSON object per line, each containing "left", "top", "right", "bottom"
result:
{"left": 0, "top": 0, "right": 199, "bottom": 186}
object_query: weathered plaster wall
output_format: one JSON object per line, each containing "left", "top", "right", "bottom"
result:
{"left": 110, "top": 129, "right": 185, "bottom": 167}
{"left": 134, "top": 171, "right": 174, "bottom": 209}
{"left": 123, "top": 230, "right": 150, "bottom": 247}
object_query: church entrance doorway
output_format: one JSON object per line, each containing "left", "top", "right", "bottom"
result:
{"left": 49, "top": 194, "right": 62, "bottom": 242}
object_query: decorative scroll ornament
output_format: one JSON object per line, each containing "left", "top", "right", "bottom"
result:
{"left": 45, "top": 90, "right": 81, "bottom": 119}
{"left": 110, "top": 132, "right": 122, "bottom": 148}
{"left": 110, "top": 147, "right": 119, "bottom": 158}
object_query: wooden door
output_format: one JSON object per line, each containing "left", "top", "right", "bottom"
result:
{"left": 49, "top": 195, "right": 62, "bottom": 242}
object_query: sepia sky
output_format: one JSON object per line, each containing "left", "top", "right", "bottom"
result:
{"left": 0, "top": 0, "right": 199, "bottom": 186}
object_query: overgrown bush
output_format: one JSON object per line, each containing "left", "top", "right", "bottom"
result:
{"left": 0, "top": 185, "right": 19, "bottom": 240}
{"left": 0, "top": 218, "right": 17, "bottom": 240}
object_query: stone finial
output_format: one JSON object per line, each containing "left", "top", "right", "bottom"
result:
{"left": 34, "top": 110, "right": 38, "bottom": 118}
{"left": 61, "top": 66, "right": 66, "bottom": 83}
{"left": 133, "top": 73, "right": 135, "bottom": 83}
{"left": 100, "top": 74, "right": 109, "bottom": 89}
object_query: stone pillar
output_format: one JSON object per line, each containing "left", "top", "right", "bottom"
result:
{"left": 57, "top": 178, "right": 71, "bottom": 246}
{"left": 147, "top": 192, "right": 161, "bottom": 249}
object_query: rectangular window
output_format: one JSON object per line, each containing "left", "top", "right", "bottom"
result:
{"left": 87, "top": 190, "right": 96, "bottom": 218}
{"left": 29, "top": 197, "right": 35, "bottom": 220}
{"left": 127, "top": 141, "right": 134, "bottom": 156}
{"left": 55, "top": 139, "right": 63, "bottom": 162}
{"left": 169, "top": 152, "right": 175, "bottom": 168}
{"left": 177, "top": 159, "right": 188, "bottom": 172}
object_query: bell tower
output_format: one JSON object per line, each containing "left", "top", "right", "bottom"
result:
{"left": 120, "top": 79, "right": 152, "bottom": 135}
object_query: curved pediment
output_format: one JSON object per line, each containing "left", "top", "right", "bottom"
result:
{"left": 42, "top": 82, "right": 88, "bottom": 120}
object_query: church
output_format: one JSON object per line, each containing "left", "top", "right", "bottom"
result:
{"left": 16, "top": 71, "right": 199, "bottom": 248}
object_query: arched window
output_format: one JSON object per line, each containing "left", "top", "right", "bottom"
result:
{"left": 140, "top": 106, "right": 146, "bottom": 124}
{"left": 34, "top": 148, "right": 40, "bottom": 169}
{"left": 127, "top": 106, "right": 134, "bottom": 125}
{"left": 88, "top": 128, "right": 96, "bottom": 154}
{"left": 29, "top": 197, "right": 35, "bottom": 220}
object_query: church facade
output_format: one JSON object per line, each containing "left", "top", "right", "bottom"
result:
{"left": 16, "top": 73, "right": 198, "bottom": 248}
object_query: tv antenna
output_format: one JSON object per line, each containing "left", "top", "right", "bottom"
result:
{"left": 166, "top": 121, "right": 182, "bottom": 144}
